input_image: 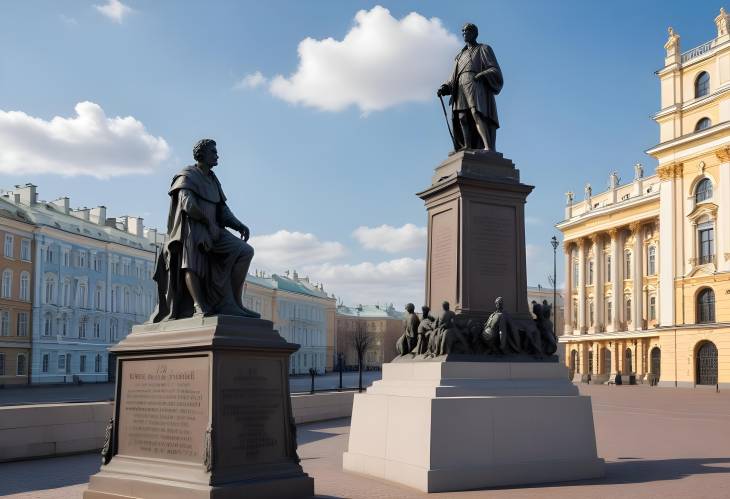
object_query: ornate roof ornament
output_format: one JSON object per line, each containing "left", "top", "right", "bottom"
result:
{"left": 664, "top": 26, "right": 680, "bottom": 56}
{"left": 716, "top": 7, "right": 729, "bottom": 38}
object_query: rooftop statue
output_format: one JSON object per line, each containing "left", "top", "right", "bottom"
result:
{"left": 151, "top": 139, "right": 260, "bottom": 321}
{"left": 437, "top": 23, "right": 503, "bottom": 152}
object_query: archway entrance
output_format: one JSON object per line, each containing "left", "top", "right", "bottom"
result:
{"left": 650, "top": 347, "right": 660, "bottom": 381}
{"left": 696, "top": 341, "right": 718, "bottom": 386}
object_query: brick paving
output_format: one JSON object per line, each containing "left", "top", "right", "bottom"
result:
{"left": 3, "top": 384, "right": 730, "bottom": 498}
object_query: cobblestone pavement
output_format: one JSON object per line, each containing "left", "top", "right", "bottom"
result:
{"left": 3, "top": 384, "right": 730, "bottom": 498}
{"left": 0, "top": 372, "right": 381, "bottom": 406}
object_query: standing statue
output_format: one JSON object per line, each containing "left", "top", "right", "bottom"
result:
{"left": 396, "top": 303, "right": 420, "bottom": 356}
{"left": 152, "top": 139, "right": 260, "bottom": 321}
{"left": 437, "top": 23, "right": 503, "bottom": 152}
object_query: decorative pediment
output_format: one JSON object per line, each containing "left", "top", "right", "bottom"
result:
{"left": 687, "top": 202, "right": 718, "bottom": 222}
{"left": 687, "top": 263, "right": 715, "bottom": 278}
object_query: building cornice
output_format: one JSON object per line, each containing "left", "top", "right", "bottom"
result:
{"left": 556, "top": 191, "right": 659, "bottom": 231}
{"left": 656, "top": 162, "right": 683, "bottom": 181}
{"left": 646, "top": 121, "right": 730, "bottom": 157}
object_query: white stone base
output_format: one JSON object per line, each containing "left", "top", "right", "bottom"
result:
{"left": 342, "top": 361, "right": 603, "bottom": 492}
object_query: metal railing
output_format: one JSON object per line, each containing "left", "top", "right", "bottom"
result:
{"left": 681, "top": 40, "right": 714, "bottom": 63}
{"left": 698, "top": 254, "right": 716, "bottom": 265}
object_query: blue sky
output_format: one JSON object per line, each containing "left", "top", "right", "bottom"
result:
{"left": 0, "top": 0, "right": 724, "bottom": 307}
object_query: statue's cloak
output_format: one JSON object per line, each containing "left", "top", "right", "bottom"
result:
{"left": 150, "top": 166, "right": 235, "bottom": 322}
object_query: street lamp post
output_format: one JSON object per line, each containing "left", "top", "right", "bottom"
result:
{"left": 550, "top": 236, "right": 559, "bottom": 325}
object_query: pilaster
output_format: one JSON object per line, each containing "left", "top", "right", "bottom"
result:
{"left": 630, "top": 222, "right": 645, "bottom": 331}
{"left": 717, "top": 148, "right": 730, "bottom": 272}
{"left": 576, "top": 239, "right": 587, "bottom": 333}
{"left": 591, "top": 234, "right": 604, "bottom": 332}
{"left": 657, "top": 162, "right": 681, "bottom": 326}
{"left": 608, "top": 228, "right": 622, "bottom": 332}
{"left": 563, "top": 241, "right": 573, "bottom": 335}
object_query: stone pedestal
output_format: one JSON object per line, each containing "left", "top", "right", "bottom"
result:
{"left": 342, "top": 361, "right": 603, "bottom": 492}
{"left": 83, "top": 316, "right": 314, "bottom": 499}
{"left": 417, "top": 150, "right": 533, "bottom": 321}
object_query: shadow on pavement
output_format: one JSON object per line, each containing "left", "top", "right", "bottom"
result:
{"left": 0, "top": 452, "right": 99, "bottom": 495}
{"left": 298, "top": 417, "right": 351, "bottom": 445}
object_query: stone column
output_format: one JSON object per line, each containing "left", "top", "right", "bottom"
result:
{"left": 657, "top": 163, "right": 681, "bottom": 327}
{"left": 577, "top": 239, "right": 587, "bottom": 333}
{"left": 591, "top": 234, "right": 604, "bottom": 332}
{"left": 716, "top": 147, "right": 730, "bottom": 272}
{"left": 563, "top": 241, "right": 573, "bottom": 335}
{"left": 630, "top": 222, "right": 644, "bottom": 330}
{"left": 636, "top": 340, "right": 645, "bottom": 377}
{"left": 592, "top": 342, "right": 600, "bottom": 376}
{"left": 608, "top": 228, "right": 622, "bottom": 331}
{"left": 579, "top": 342, "right": 590, "bottom": 376}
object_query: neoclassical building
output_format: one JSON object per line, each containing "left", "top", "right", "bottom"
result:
{"left": 243, "top": 270, "right": 336, "bottom": 374}
{"left": 1, "top": 184, "right": 160, "bottom": 384}
{"left": 558, "top": 9, "right": 730, "bottom": 388}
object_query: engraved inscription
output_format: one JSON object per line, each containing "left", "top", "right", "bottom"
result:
{"left": 118, "top": 357, "right": 209, "bottom": 463}
{"left": 429, "top": 207, "right": 458, "bottom": 308}
{"left": 217, "top": 356, "right": 287, "bottom": 466}
{"left": 472, "top": 214, "right": 515, "bottom": 278}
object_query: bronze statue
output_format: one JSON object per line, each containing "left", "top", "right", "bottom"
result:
{"left": 437, "top": 23, "right": 503, "bottom": 151}
{"left": 484, "top": 297, "right": 521, "bottom": 354}
{"left": 414, "top": 305, "right": 435, "bottom": 355}
{"left": 396, "top": 303, "right": 420, "bottom": 356}
{"left": 151, "top": 139, "right": 259, "bottom": 321}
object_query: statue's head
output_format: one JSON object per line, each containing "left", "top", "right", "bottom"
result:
{"left": 421, "top": 305, "right": 430, "bottom": 317}
{"left": 405, "top": 303, "right": 415, "bottom": 314}
{"left": 495, "top": 296, "right": 504, "bottom": 311}
{"left": 193, "top": 139, "right": 218, "bottom": 168}
{"left": 462, "top": 23, "right": 478, "bottom": 43}
{"left": 442, "top": 301, "right": 450, "bottom": 311}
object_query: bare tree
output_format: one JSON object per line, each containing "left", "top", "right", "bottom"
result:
{"left": 351, "top": 319, "right": 373, "bottom": 392}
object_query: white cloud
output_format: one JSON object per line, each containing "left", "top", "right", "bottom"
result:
{"left": 268, "top": 5, "right": 459, "bottom": 113}
{"left": 302, "top": 257, "right": 425, "bottom": 308}
{"left": 60, "top": 14, "right": 78, "bottom": 26}
{"left": 353, "top": 223, "right": 426, "bottom": 253}
{"left": 234, "top": 71, "right": 267, "bottom": 90}
{"left": 249, "top": 230, "right": 346, "bottom": 271}
{"left": 0, "top": 101, "right": 170, "bottom": 178}
{"left": 94, "top": 0, "right": 132, "bottom": 24}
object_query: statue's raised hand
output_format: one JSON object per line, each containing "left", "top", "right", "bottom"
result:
{"left": 239, "top": 224, "right": 250, "bottom": 242}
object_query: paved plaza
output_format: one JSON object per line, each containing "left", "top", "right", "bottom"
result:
{"left": 2, "top": 384, "right": 730, "bottom": 498}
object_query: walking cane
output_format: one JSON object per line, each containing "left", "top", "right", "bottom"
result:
{"left": 438, "top": 95, "right": 458, "bottom": 150}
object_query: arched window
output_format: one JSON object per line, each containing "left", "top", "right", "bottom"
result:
{"left": 2, "top": 269, "right": 12, "bottom": 298}
{"left": 62, "top": 279, "right": 71, "bottom": 307}
{"left": 697, "top": 288, "right": 715, "bottom": 323}
{"left": 43, "top": 313, "right": 53, "bottom": 336}
{"left": 695, "top": 71, "right": 710, "bottom": 98}
{"left": 695, "top": 178, "right": 713, "bottom": 203}
{"left": 19, "top": 272, "right": 30, "bottom": 301}
{"left": 695, "top": 117, "right": 711, "bottom": 132}
{"left": 696, "top": 341, "right": 718, "bottom": 385}
{"left": 648, "top": 247, "right": 656, "bottom": 275}
{"left": 625, "top": 348, "right": 633, "bottom": 373}
{"left": 602, "top": 348, "right": 611, "bottom": 374}
{"left": 650, "top": 347, "right": 661, "bottom": 379}
{"left": 45, "top": 277, "right": 56, "bottom": 304}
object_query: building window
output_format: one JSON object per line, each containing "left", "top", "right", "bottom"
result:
{"left": 61, "top": 315, "right": 68, "bottom": 336}
{"left": 19, "top": 272, "right": 29, "bottom": 301}
{"left": 572, "top": 256, "right": 579, "bottom": 287}
{"left": 16, "top": 354, "right": 26, "bottom": 375}
{"left": 695, "top": 178, "right": 713, "bottom": 203}
{"left": 698, "top": 224, "right": 714, "bottom": 265}
{"left": 0, "top": 311, "right": 9, "bottom": 336}
{"left": 695, "top": 71, "right": 710, "bottom": 98}
{"left": 624, "top": 251, "right": 631, "bottom": 279}
{"left": 110, "top": 319, "right": 118, "bottom": 341}
{"left": 4, "top": 234, "right": 13, "bottom": 258}
{"left": 695, "top": 117, "right": 711, "bottom": 132}
{"left": 648, "top": 246, "right": 656, "bottom": 275}
{"left": 606, "top": 255, "right": 612, "bottom": 282}
{"left": 0, "top": 353, "right": 4, "bottom": 375}
{"left": 95, "top": 287, "right": 103, "bottom": 310}
{"left": 588, "top": 261, "right": 594, "bottom": 285}
{"left": 79, "top": 317, "right": 88, "bottom": 338}
{"left": 45, "top": 278, "right": 56, "bottom": 304}
{"left": 697, "top": 288, "right": 715, "bottom": 323}
{"left": 62, "top": 280, "right": 71, "bottom": 307}
{"left": 625, "top": 349, "right": 633, "bottom": 374}
{"left": 78, "top": 284, "right": 87, "bottom": 308}
{"left": 649, "top": 296, "right": 657, "bottom": 321}
{"left": 20, "top": 239, "right": 31, "bottom": 261}
{"left": 46, "top": 246, "right": 55, "bottom": 263}
{"left": 42, "top": 354, "right": 49, "bottom": 373}
{"left": 2, "top": 269, "right": 11, "bottom": 298}
{"left": 17, "top": 312, "right": 28, "bottom": 336}
{"left": 79, "top": 251, "right": 87, "bottom": 268}
{"left": 625, "top": 298, "right": 632, "bottom": 322}
{"left": 44, "top": 313, "right": 53, "bottom": 336}
{"left": 124, "top": 288, "right": 131, "bottom": 313}
{"left": 93, "top": 255, "right": 102, "bottom": 272}
{"left": 572, "top": 300, "right": 578, "bottom": 327}
{"left": 58, "top": 354, "right": 66, "bottom": 371}
{"left": 94, "top": 321, "right": 101, "bottom": 338}
{"left": 589, "top": 300, "right": 594, "bottom": 326}
{"left": 63, "top": 250, "right": 70, "bottom": 267}
{"left": 607, "top": 301, "right": 613, "bottom": 323}
{"left": 80, "top": 355, "right": 86, "bottom": 373}
{"left": 95, "top": 354, "right": 102, "bottom": 373}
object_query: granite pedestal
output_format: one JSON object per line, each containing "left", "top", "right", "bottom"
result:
{"left": 342, "top": 360, "right": 604, "bottom": 492}
{"left": 83, "top": 316, "right": 313, "bottom": 499}
{"left": 418, "top": 150, "right": 533, "bottom": 321}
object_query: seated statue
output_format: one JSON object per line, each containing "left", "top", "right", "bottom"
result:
{"left": 436, "top": 302, "right": 471, "bottom": 355}
{"left": 413, "top": 305, "right": 435, "bottom": 355}
{"left": 396, "top": 303, "right": 420, "bottom": 356}
{"left": 533, "top": 300, "right": 557, "bottom": 356}
{"left": 483, "top": 297, "right": 521, "bottom": 354}
{"left": 151, "top": 139, "right": 260, "bottom": 321}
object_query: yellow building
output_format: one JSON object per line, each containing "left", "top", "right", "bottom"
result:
{"left": 558, "top": 9, "right": 730, "bottom": 388}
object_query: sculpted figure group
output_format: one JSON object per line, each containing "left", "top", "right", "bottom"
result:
{"left": 396, "top": 297, "right": 557, "bottom": 359}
